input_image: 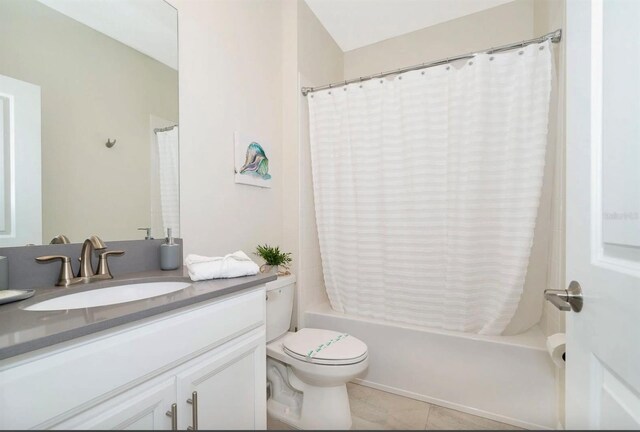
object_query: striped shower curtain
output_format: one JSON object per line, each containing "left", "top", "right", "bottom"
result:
{"left": 307, "top": 40, "right": 553, "bottom": 335}
{"left": 156, "top": 127, "right": 180, "bottom": 238}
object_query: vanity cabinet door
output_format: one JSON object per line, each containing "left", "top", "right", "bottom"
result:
{"left": 176, "top": 330, "right": 266, "bottom": 430}
{"left": 52, "top": 378, "right": 176, "bottom": 430}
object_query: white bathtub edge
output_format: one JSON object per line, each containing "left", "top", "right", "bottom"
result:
{"left": 306, "top": 302, "right": 548, "bottom": 351}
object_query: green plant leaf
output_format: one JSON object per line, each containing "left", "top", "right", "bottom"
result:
{"left": 254, "top": 244, "right": 292, "bottom": 266}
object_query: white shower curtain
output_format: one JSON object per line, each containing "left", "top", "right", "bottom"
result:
{"left": 308, "top": 41, "right": 553, "bottom": 335}
{"left": 156, "top": 127, "right": 180, "bottom": 238}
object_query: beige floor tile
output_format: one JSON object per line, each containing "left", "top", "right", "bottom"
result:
{"left": 351, "top": 414, "right": 388, "bottom": 430}
{"left": 347, "top": 383, "right": 431, "bottom": 430}
{"left": 425, "top": 405, "right": 522, "bottom": 430}
{"left": 267, "top": 415, "right": 296, "bottom": 430}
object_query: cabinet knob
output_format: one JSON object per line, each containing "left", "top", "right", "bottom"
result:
{"left": 187, "top": 391, "right": 198, "bottom": 430}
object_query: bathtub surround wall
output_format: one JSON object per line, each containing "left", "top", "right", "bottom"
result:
{"left": 281, "top": 0, "right": 344, "bottom": 329}
{"left": 167, "top": 0, "right": 284, "bottom": 258}
{"left": 535, "top": 0, "right": 567, "bottom": 341}
{"left": 534, "top": 0, "right": 567, "bottom": 428}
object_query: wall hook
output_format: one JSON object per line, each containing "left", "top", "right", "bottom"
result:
{"left": 105, "top": 139, "right": 116, "bottom": 148}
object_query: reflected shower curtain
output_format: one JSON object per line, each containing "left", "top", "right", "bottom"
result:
{"left": 156, "top": 127, "right": 180, "bottom": 237}
{"left": 308, "top": 41, "right": 553, "bottom": 335}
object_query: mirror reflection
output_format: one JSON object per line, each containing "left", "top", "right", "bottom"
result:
{"left": 0, "top": 0, "right": 179, "bottom": 246}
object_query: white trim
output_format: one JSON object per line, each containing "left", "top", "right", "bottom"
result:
{"left": 590, "top": 0, "right": 604, "bottom": 269}
{"left": 0, "top": 75, "right": 41, "bottom": 246}
{"left": 589, "top": 0, "right": 640, "bottom": 278}
{"left": 0, "top": 92, "right": 18, "bottom": 240}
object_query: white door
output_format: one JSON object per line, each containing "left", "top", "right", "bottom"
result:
{"left": 0, "top": 74, "right": 41, "bottom": 246}
{"left": 565, "top": 0, "right": 640, "bottom": 429}
{"left": 176, "top": 331, "right": 266, "bottom": 430}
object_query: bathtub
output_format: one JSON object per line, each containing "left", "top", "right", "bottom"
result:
{"left": 304, "top": 302, "right": 557, "bottom": 429}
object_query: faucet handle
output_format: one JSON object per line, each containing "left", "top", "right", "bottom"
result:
{"left": 35, "top": 255, "right": 82, "bottom": 287}
{"left": 96, "top": 250, "right": 125, "bottom": 278}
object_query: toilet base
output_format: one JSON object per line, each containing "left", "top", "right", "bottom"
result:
{"left": 267, "top": 357, "right": 353, "bottom": 430}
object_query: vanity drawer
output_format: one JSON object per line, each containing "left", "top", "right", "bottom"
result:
{"left": 0, "top": 286, "right": 265, "bottom": 430}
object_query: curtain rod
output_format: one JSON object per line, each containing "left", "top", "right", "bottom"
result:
{"left": 301, "top": 28, "right": 562, "bottom": 96}
{"left": 154, "top": 125, "right": 178, "bottom": 133}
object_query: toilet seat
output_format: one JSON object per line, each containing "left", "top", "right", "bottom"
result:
{"left": 282, "top": 328, "right": 368, "bottom": 366}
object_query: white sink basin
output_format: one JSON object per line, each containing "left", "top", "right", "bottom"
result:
{"left": 25, "top": 281, "right": 191, "bottom": 311}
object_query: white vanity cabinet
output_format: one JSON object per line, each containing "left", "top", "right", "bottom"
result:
{"left": 0, "top": 286, "right": 267, "bottom": 430}
{"left": 56, "top": 378, "right": 177, "bottom": 430}
{"left": 175, "top": 331, "right": 265, "bottom": 430}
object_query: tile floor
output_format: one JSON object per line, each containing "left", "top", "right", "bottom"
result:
{"left": 267, "top": 382, "right": 522, "bottom": 430}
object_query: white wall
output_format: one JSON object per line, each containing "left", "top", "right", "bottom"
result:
{"left": 168, "top": 0, "right": 284, "bottom": 258}
{"left": 535, "top": 0, "right": 566, "bottom": 338}
{"left": 343, "top": 0, "right": 535, "bottom": 80}
{"left": 533, "top": 0, "right": 567, "bottom": 427}
{"left": 296, "top": 0, "right": 344, "bottom": 324}
{"left": 282, "top": 0, "right": 344, "bottom": 329}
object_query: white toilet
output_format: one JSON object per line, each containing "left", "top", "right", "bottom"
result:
{"left": 265, "top": 275, "right": 369, "bottom": 430}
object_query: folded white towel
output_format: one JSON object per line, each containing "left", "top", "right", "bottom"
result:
{"left": 184, "top": 251, "right": 260, "bottom": 281}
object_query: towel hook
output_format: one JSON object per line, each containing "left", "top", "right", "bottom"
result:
{"left": 105, "top": 139, "right": 116, "bottom": 148}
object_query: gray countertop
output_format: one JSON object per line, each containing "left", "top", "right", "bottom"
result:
{"left": 0, "top": 268, "right": 277, "bottom": 361}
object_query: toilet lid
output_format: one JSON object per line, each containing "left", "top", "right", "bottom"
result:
{"left": 283, "top": 328, "right": 368, "bottom": 366}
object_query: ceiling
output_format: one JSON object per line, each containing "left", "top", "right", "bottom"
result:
{"left": 304, "top": 0, "right": 515, "bottom": 52}
{"left": 36, "top": 0, "right": 178, "bottom": 70}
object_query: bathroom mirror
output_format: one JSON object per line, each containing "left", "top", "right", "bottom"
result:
{"left": 0, "top": 0, "right": 178, "bottom": 246}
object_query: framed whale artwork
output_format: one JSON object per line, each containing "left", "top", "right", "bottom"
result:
{"left": 234, "top": 131, "right": 272, "bottom": 188}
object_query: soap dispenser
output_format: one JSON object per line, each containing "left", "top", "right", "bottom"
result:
{"left": 160, "top": 228, "right": 181, "bottom": 270}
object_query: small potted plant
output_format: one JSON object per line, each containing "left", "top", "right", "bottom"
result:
{"left": 255, "top": 244, "right": 292, "bottom": 276}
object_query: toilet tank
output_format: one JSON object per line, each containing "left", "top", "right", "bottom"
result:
{"left": 265, "top": 274, "right": 296, "bottom": 343}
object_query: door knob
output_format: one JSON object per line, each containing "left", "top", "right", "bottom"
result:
{"left": 544, "top": 280, "right": 583, "bottom": 313}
